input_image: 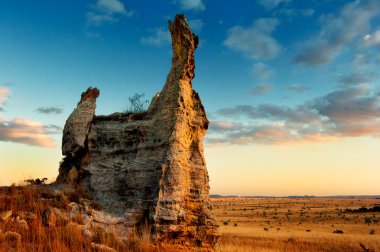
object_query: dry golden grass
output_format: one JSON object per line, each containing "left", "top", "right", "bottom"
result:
{"left": 2, "top": 186, "right": 379, "bottom": 251}
{"left": 0, "top": 186, "right": 169, "bottom": 252}
{"left": 211, "top": 197, "right": 380, "bottom": 252}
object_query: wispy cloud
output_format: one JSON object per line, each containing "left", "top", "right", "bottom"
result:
{"left": 209, "top": 84, "right": 380, "bottom": 145}
{"left": 294, "top": 0, "right": 380, "bottom": 66}
{"left": 224, "top": 18, "right": 281, "bottom": 60}
{"left": 0, "top": 118, "right": 58, "bottom": 148}
{"left": 0, "top": 86, "right": 10, "bottom": 111}
{"left": 87, "top": 0, "right": 133, "bottom": 26}
{"left": 44, "top": 124, "right": 63, "bottom": 134}
{"left": 36, "top": 107, "right": 63, "bottom": 115}
{"left": 188, "top": 19, "right": 204, "bottom": 33}
{"left": 338, "top": 72, "right": 377, "bottom": 86}
{"left": 173, "top": 0, "right": 205, "bottom": 11}
{"left": 249, "top": 84, "right": 274, "bottom": 96}
{"left": 352, "top": 52, "right": 372, "bottom": 68}
{"left": 251, "top": 63, "right": 274, "bottom": 79}
{"left": 141, "top": 28, "right": 171, "bottom": 46}
{"left": 310, "top": 84, "right": 380, "bottom": 137}
{"left": 275, "top": 8, "right": 314, "bottom": 18}
{"left": 209, "top": 121, "right": 246, "bottom": 133}
{"left": 286, "top": 84, "right": 310, "bottom": 94}
{"left": 363, "top": 30, "right": 380, "bottom": 47}
{"left": 258, "top": 0, "right": 291, "bottom": 10}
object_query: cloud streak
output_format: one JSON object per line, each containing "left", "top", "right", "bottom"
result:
{"left": 36, "top": 107, "right": 63, "bottom": 115}
{"left": 258, "top": 0, "right": 291, "bottom": 10}
{"left": 294, "top": 0, "right": 380, "bottom": 66}
{"left": 173, "top": 0, "right": 205, "bottom": 11}
{"left": 0, "top": 86, "right": 10, "bottom": 111}
{"left": 209, "top": 84, "right": 380, "bottom": 145}
{"left": 141, "top": 28, "right": 171, "bottom": 46}
{"left": 252, "top": 63, "right": 274, "bottom": 79}
{"left": 275, "top": 8, "right": 314, "bottom": 18}
{"left": 286, "top": 84, "right": 310, "bottom": 93}
{"left": 87, "top": 0, "right": 133, "bottom": 26}
{"left": 188, "top": 19, "right": 204, "bottom": 33}
{"left": 224, "top": 18, "right": 281, "bottom": 60}
{"left": 0, "top": 118, "right": 59, "bottom": 148}
{"left": 337, "top": 72, "right": 377, "bottom": 86}
{"left": 363, "top": 30, "right": 380, "bottom": 47}
{"left": 249, "top": 84, "right": 274, "bottom": 96}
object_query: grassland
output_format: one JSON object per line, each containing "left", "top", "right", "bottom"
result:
{"left": 211, "top": 197, "right": 380, "bottom": 252}
{"left": 0, "top": 186, "right": 163, "bottom": 252}
{"left": 1, "top": 186, "right": 379, "bottom": 251}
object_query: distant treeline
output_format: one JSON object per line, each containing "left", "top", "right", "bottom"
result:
{"left": 209, "top": 194, "right": 380, "bottom": 199}
{"left": 209, "top": 194, "right": 317, "bottom": 199}
{"left": 345, "top": 206, "right": 380, "bottom": 213}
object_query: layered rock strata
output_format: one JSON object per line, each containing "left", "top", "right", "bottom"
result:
{"left": 57, "top": 14, "right": 219, "bottom": 249}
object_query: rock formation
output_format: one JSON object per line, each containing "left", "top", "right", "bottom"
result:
{"left": 56, "top": 14, "right": 219, "bottom": 249}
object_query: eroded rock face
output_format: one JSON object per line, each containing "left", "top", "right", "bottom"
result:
{"left": 57, "top": 14, "right": 219, "bottom": 249}
{"left": 62, "top": 87, "right": 99, "bottom": 155}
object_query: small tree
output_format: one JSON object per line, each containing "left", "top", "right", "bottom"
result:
{"left": 124, "top": 93, "right": 149, "bottom": 113}
{"left": 25, "top": 177, "right": 48, "bottom": 186}
{"left": 365, "top": 216, "right": 372, "bottom": 225}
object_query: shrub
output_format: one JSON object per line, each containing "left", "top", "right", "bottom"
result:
{"left": 124, "top": 93, "right": 149, "bottom": 113}
{"left": 24, "top": 178, "right": 48, "bottom": 186}
{"left": 333, "top": 230, "right": 344, "bottom": 234}
{"left": 287, "top": 237, "right": 296, "bottom": 243}
{"left": 369, "top": 229, "right": 375, "bottom": 235}
{"left": 365, "top": 217, "right": 372, "bottom": 225}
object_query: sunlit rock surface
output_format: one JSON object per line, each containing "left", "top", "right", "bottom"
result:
{"left": 56, "top": 14, "right": 219, "bottom": 249}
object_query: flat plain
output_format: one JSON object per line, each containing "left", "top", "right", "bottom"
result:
{"left": 211, "top": 197, "right": 380, "bottom": 252}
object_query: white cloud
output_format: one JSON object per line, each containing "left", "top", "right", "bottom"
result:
{"left": 363, "top": 30, "right": 380, "bottom": 47}
{"left": 209, "top": 121, "right": 246, "bottom": 132}
{"left": 224, "top": 18, "right": 281, "bottom": 60}
{"left": 251, "top": 63, "right": 274, "bottom": 79}
{"left": 0, "top": 86, "right": 10, "bottom": 111}
{"left": 258, "top": 0, "right": 291, "bottom": 10}
{"left": 0, "top": 86, "right": 58, "bottom": 147}
{"left": 0, "top": 118, "right": 58, "bottom": 148}
{"left": 141, "top": 28, "right": 171, "bottom": 46}
{"left": 188, "top": 19, "right": 204, "bottom": 33}
{"left": 338, "top": 72, "right": 377, "bottom": 86}
{"left": 0, "top": 86, "right": 10, "bottom": 104}
{"left": 249, "top": 84, "right": 274, "bottom": 96}
{"left": 294, "top": 0, "right": 380, "bottom": 66}
{"left": 87, "top": 0, "right": 133, "bottom": 26}
{"left": 173, "top": 0, "right": 205, "bottom": 11}
{"left": 96, "top": 0, "right": 129, "bottom": 14}
{"left": 352, "top": 52, "right": 371, "bottom": 68}
{"left": 286, "top": 84, "right": 310, "bottom": 93}
{"left": 36, "top": 107, "right": 63, "bottom": 115}
{"left": 87, "top": 12, "right": 116, "bottom": 25}
{"left": 276, "top": 8, "right": 314, "bottom": 18}
{"left": 212, "top": 84, "right": 380, "bottom": 145}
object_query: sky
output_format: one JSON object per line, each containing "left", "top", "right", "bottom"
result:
{"left": 0, "top": 0, "right": 380, "bottom": 196}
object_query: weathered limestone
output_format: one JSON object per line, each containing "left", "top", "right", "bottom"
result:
{"left": 57, "top": 14, "right": 219, "bottom": 249}
{"left": 62, "top": 87, "right": 99, "bottom": 155}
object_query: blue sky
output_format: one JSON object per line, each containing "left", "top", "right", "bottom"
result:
{"left": 1, "top": 0, "right": 380, "bottom": 195}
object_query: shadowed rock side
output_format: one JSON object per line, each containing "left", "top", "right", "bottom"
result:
{"left": 56, "top": 14, "right": 219, "bottom": 249}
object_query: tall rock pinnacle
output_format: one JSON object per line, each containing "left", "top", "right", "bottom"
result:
{"left": 57, "top": 14, "right": 219, "bottom": 250}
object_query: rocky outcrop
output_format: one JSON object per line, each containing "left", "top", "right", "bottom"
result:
{"left": 57, "top": 14, "right": 219, "bottom": 250}
{"left": 62, "top": 87, "right": 99, "bottom": 155}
